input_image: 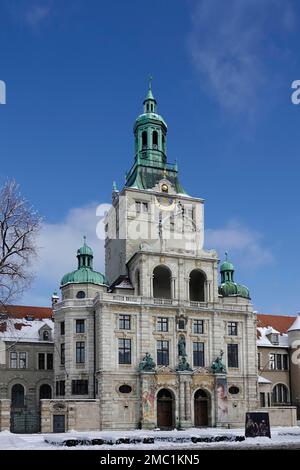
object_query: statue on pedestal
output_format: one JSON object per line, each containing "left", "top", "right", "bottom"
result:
{"left": 139, "top": 352, "right": 156, "bottom": 371}
{"left": 211, "top": 350, "right": 226, "bottom": 374}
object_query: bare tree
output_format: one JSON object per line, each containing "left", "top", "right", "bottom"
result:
{"left": 0, "top": 180, "right": 42, "bottom": 307}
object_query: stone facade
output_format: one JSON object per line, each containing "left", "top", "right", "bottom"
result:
{"left": 52, "top": 85, "right": 259, "bottom": 430}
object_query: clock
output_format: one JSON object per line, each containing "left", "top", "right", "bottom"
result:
{"left": 154, "top": 196, "right": 175, "bottom": 211}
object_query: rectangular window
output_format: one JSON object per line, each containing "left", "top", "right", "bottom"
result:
{"left": 76, "top": 341, "right": 85, "bottom": 363}
{"left": 260, "top": 392, "right": 266, "bottom": 407}
{"left": 76, "top": 319, "right": 85, "bottom": 334}
{"left": 72, "top": 380, "right": 88, "bottom": 395}
{"left": 257, "top": 352, "right": 262, "bottom": 370}
{"left": 118, "top": 338, "right": 131, "bottom": 364}
{"left": 38, "top": 353, "right": 45, "bottom": 370}
{"left": 283, "top": 354, "right": 289, "bottom": 371}
{"left": 56, "top": 380, "right": 65, "bottom": 396}
{"left": 10, "top": 352, "right": 17, "bottom": 368}
{"left": 193, "top": 342, "right": 205, "bottom": 367}
{"left": 119, "top": 315, "right": 131, "bottom": 330}
{"left": 135, "top": 201, "right": 141, "bottom": 213}
{"left": 142, "top": 202, "right": 148, "bottom": 212}
{"left": 269, "top": 353, "right": 275, "bottom": 370}
{"left": 60, "top": 343, "right": 65, "bottom": 365}
{"left": 19, "top": 352, "right": 27, "bottom": 369}
{"left": 178, "top": 319, "right": 186, "bottom": 330}
{"left": 157, "top": 317, "right": 168, "bottom": 332}
{"left": 193, "top": 320, "right": 204, "bottom": 334}
{"left": 60, "top": 322, "right": 65, "bottom": 336}
{"left": 228, "top": 322, "right": 238, "bottom": 336}
{"left": 170, "top": 214, "right": 175, "bottom": 232}
{"left": 276, "top": 354, "right": 282, "bottom": 370}
{"left": 157, "top": 340, "right": 169, "bottom": 366}
{"left": 47, "top": 353, "right": 53, "bottom": 370}
{"left": 227, "top": 344, "right": 239, "bottom": 368}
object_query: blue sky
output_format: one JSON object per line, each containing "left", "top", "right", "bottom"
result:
{"left": 0, "top": 0, "right": 300, "bottom": 314}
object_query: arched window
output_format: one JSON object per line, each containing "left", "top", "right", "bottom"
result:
{"left": 189, "top": 270, "right": 206, "bottom": 302}
{"left": 272, "top": 384, "right": 289, "bottom": 404}
{"left": 11, "top": 384, "right": 25, "bottom": 408}
{"left": 43, "top": 330, "right": 50, "bottom": 341}
{"left": 39, "top": 384, "right": 52, "bottom": 400}
{"left": 142, "top": 131, "right": 147, "bottom": 149}
{"left": 153, "top": 130, "right": 158, "bottom": 149}
{"left": 76, "top": 290, "right": 86, "bottom": 299}
{"left": 153, "top": 265, "right": 172, "bottom": 299}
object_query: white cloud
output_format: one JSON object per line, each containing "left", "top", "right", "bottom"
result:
{"left": 25, "top": 3, "right": 52, "bottom": 28}
{"left": 205, "top": 220, "right": 273, "bottom": 269}
{"left": 35, "top": 202, "right": 111, "bottom": 288}
{"left": 188, "top": 0, "right": 295, "bottom": 114}
{"left": 4, "top": 0, "right": 53, "bottom": 29}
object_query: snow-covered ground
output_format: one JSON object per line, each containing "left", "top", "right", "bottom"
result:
{"left": 1, "top": 426, "right": 300, "bottom": 450}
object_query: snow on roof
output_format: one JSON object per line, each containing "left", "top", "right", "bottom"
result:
{"left": 257, "top": 326, "right": 289, "bottom": 348}
{"left": 258, "top": 376, "right": 272, "bottom": 384}
{"left": 288, "top": 314, "right": 300, "bottom": 332}
{"left": 0, "top": 318, "right": 54, "bottom": 343}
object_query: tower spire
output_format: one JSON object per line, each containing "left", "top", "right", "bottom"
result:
{"left": 143, "top": 77, "right": 157, "bottom": 113}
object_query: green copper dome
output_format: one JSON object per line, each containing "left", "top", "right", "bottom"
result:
{"left": 61, "top": 237, "right": 108, "bottom": 287}
{"left": 218, "top": 253, "right": 250, "bottom": 300}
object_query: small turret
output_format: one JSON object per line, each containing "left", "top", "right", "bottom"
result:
{"left": 51, "top": 291, "right": 59, "bottom": 306}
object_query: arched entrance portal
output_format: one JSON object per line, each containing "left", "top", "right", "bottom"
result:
{"left": 157, "top": 389, "right": 174, "bottom": 429}
{"left": 194, "top": 389, "right": 209, "bottom": 427}
{"left": 11, "top": 384, "right": 25, "bottom": 409}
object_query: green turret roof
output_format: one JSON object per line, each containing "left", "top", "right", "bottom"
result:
{"left": 218, "top": 253, "right": 250, "bottom": 300}
{"left": 61, "top": 237, "right": 108, "bottom": 287}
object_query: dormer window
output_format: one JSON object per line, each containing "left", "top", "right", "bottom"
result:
{"left": 43, "top": 330, "right": 50, "bottom": 341}
{"left": 270, "top": 333, "right": 279, "bottom": 345}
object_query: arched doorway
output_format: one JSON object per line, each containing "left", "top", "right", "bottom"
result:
{"left": 39, "top": 384, "right": 52, "bottom": 400}
{"left": 189, "top": 270, "right": 206, "bottom": 301}
{"left": 157, "top": 389, "right": 174, "bottom": 429}
{"left": 194, "top": 389, "right": 209, "bottom": 426}
{"left": 11, "top": 384, "right": 25, "bottom": 409}
{"left": 153, "top": 265, "right": 172, "bottom": 299}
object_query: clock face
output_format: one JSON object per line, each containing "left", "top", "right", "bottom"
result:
{"left": 161, "top": 183, "right": 168, "bottom": 193}
{"left": 155, "top": 196, "right": 175, "bottom": 211}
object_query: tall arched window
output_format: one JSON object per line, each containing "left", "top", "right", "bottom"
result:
{"left": 189, "top": 270, "right": 206, "bottom": 302}
{"left": 272, "top": 384, "right": 289, "bottom": 404}
{"left": 142, "top": 131, "right": 147, "bottom": 149}
{"left": 153, "top": 130, "right": 158, "bottom": 149}
{"left": 11, "top": 384, "right": 25, "bottom": 408}
{"left": 162, "top": 134, "right": 166, "bottom": 153}
{"left": 153, "top": 265, "right": 172, "bottom": 299}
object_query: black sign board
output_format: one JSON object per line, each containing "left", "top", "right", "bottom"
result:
{"left": 245, "top": 412, "right": 271, "bottom": 438}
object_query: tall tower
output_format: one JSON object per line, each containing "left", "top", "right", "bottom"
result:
{"left": 105, "top": 82, "right": 216, "bottom": 300}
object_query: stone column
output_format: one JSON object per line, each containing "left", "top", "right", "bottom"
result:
{"left": 178, "top": 372, "right": 193, "bottom": 429}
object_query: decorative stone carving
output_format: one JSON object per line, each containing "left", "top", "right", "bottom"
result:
{"left": 139, "top": 352, "right": 156, "bottom": 371}
{"left": 211, "top": 349, "right": 227, "bottom": 374}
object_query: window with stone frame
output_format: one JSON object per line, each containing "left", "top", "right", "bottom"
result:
{"left": 76, "top": 319, "right": 85, "bottom": 334}
{"left": 227, "top": 344, "right": 239, "bottom": 368}
{"left": 119, "top": 315, "right": 131, "bottom": 330}
{"left": 118, "top": 338, "right": 131, "bottom": 364}
{"left": 269, "top": 353, "right": 275, "bottom": 370}
{"left": 60, "top": 321, "right": 65, "bottom": 336}
{"left": 10, "top": 352, "right": 17, "bottom": 368}
{"left": 228, "top": 321, "right": 238, "bottom": 336}
{"left": 76, "top": 341, "right": 85, "bottom": 363}
{"left": 72, "top": 380, "right": 88, "bottom": 395}
{"left": 193, "top": 319, "right": 204, "bottom": 334}
{"left": 60, "top": 343, "right": 65, "bottom": 365}
{"left": 157, "top": 340, "right": 169, "bottom": 366}
{"left": 193, "top": 342, "right": 205, "bottom": 367}
{"left": 56, "top": 380, "right": 65, "bottom": 396}
{"left": 19, "top": 352, "right": 27, "bottom": 369}
{"left": 157, "top": 317, "right": 168, "bottom": 332}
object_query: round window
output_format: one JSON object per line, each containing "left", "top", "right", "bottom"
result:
{"left": 119, "top": 384, "right": 132, "bottom": 394}
{"left": 229, "top": 386, "right": 239, "bottom": 395}
{"left": 76, "top": 291, "right": 86, "bottom": 299}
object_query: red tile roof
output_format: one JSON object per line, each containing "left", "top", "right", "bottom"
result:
{"left": 0, "top": 305, "right": 53, "bottom": 319}
{"left": 257, "top": 314, "right": 296, "bottom": 334}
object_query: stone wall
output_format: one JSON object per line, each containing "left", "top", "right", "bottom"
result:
{"left": 40, "top": 399, "right": 100, "bottom": 432}
{"left": 256, "top": 406, "right": 297, "bottom": 427}
{"left": 0, "top": 399, "right": 10, "bottom": 431}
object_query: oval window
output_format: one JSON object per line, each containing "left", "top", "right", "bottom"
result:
{"left": 119, "top": 384, "right": 132, "bottom": 394}
{"left": 76, "top": 291, "right": 86, "bottom": 299}
{"left": 229, "top": 386, "right": 239, "bottom": 395}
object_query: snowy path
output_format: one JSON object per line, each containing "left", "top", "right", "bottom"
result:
{"left": 0, "top": 427, "right": 300, "bottom": 450}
